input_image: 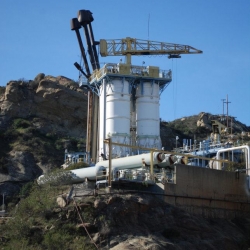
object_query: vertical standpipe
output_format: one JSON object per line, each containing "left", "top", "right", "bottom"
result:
{"left": 136, "top": 81, "right": 161, "bottom": 149}
{"left": 99, "top": 78, "right": 131, "bottom": 160}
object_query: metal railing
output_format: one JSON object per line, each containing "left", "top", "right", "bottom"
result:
{"left": 89, "top": 63, "right": 172, "bottom": 83}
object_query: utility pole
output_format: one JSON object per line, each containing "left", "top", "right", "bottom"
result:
{"left": 221, "top": 98, "right": 226, "bottom": 118}
{"left": 224, "top": 95, "right": 231, "bottom": 128}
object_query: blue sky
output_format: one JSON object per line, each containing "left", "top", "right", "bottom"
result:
{"left": 1, "top": 0, "right": 250, "bottom": 126}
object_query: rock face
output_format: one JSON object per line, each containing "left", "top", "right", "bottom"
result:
{"left": 197, "top": 112, "right": 249, "bottom": 133}
{"left": 197, "top": 112, "right": 212, "bottom": 129}
{"left": 6, "top": 151, "right": 42, "bottom": 181}
{"left": 0, "top": 150, "right": 43, "bottom": 194}
{"left": 0, "top": 74, "right": 88, "bottom": 137}
{"left": 0, "top": 74, "right": 88, "bottom": 195}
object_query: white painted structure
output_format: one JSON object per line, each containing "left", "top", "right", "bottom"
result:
{"left": 136, "top": 81, "right": 161, "bottom": 149}
{"left": 216, "top": 145, "right": 250, "bottom": 175}
{"left": 99, "top": 78, "right": 131, "bottom": 160}
{"left": 37, "top": 165, "right": 106, "bottom": 185}
{"left": 37, "top": 152, "right": 166, "bottom": 185}
{"left": 37, "top": 63, "right": 173, "bottom": 185}
{"left": 98, "top": 79, "right": 162, "bottom": 160}
{"left": 96, "top": 151, "right": 165, "bottom": 170}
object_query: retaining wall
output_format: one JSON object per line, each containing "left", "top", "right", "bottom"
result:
{"left": 164, "top": 164, "right": 250, "bottom": 218}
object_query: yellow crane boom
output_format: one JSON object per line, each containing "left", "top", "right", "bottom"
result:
{"left": 100, "top": 37, "right": 203, "bottom": 64}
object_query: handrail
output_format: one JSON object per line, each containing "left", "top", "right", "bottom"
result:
{"left": 216, "top": 145, "right": 250, "bottom": 175}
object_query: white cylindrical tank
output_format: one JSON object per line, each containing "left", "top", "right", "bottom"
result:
{"left": 96, "top": 152, "right": 165, "bottom": 170}
{"left": 130, "top": 99, "right": 136, "bottom": 147}
{"left": 105, "top": 79, "right": 131, "bottom": 157}
{"left": 136, "top": 81, "right": 161, "bottom": 149}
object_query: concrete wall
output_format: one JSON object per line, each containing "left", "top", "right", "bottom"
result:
{"left": 164, "top": 164, "right": 250, "bottom": 218}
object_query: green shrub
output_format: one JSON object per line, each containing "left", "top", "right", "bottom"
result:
{"left": 13, "top": 118, "right": 31, "bottom": 129}
{"left": 43, "top": 230, "right": 71, "bottom": 250}
{"left": 66, "top": 162, "right": 89, "bottom": 170}
{"left": 20, "top": 182, "right": 34, "bottom": 197}
{"left": 0, "top": 86, "right": 5, "bottom": 95}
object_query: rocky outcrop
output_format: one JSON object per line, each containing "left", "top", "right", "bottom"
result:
{"left": 0, "top": 74, "right": 88, "bottom": 137}
{"left": 197, "top": 112, "right": 249, "bottom": 133}
{"left": 197, "top": 112, "right": 212, "bottom": 129}
{"left": 0, "top": 74, "right": 88, "bottom": 195}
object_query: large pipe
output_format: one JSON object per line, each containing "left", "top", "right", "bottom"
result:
{"left": 77, "top": 10, "right": 98, "bottom": 71}
{"left": 71, "top": 166, "right": 106, "bottom": 181}
{"left": 216, "top": 145, "right": 250, "bottom": 175}
{"left": 70, "top": 18, "right": 91, "bottom": 76}
{"left": 174, "top": 155, "right": 186, "bottom": 165}
{"left": 157, "top": 154, "right": 175, "bottom": 167}
{"left": 87, "top": 22, "right": 100, "bottom": 69}
{"left": 37, "top": 166, "right": 106, "bottom": 185}
{"left": 96, "top": 152, "right": 165, "bottom": 170}
{"left": 37, "top": 152, "right": 164, "bottom": 185}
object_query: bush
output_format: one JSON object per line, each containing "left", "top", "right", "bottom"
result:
{"left": 43, "top": 230, "right": 72, "bottom": 250}
{"left": 13, "top": 118, "right": 31, "bottom": 129}
{"left": 0, "top": 86, "right": 5, "bottom": 95}
{"left": 20, "top": 182, "right": 34, "bottom": 197}
{"left": 0, "top": 184, "right": 96, "bottom": 249}
{"left": 66, "top": 162, "right": 89, "bottom": 171}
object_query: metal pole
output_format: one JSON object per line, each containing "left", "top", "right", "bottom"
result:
{"left": 231, "top": 117, "right": 233, "bottom": 135}
{"left": 108, "top": 138, "right": 112, "bottom": 188}
{"left": 226, "top": 95, "right": 229, "bottom": 128}
{"left": 91, "top": 94, "right": 98, "bottom": 164}
{"left": 150, "top": 151, "right": 153, "bottom": 176}
{"left": 221, "top": 98, "right": 225, "bottom": 118}
{"left": 86, "top": 91, "right": 93, "bottom": 163}
{"left": 224, "top": 94, "right": 231, "bottom": 129}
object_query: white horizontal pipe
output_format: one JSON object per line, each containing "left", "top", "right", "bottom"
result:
{"left": 37, "top": 166, "right": 106, "bottom": 185}
{"left": 70, "top": 166, "right": 106, "bottom": 181}
{"left": 96, "top": 152, "right": 165, "bottom": 170}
